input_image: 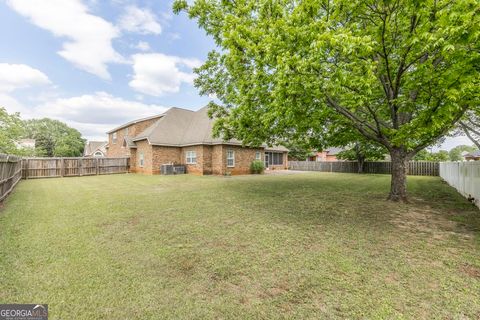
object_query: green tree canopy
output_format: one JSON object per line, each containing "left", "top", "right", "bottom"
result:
{"left": 413, "top": 149, "right": 449, "bottom": 162}
{"left": 24, "top": 118, "right": 85, "bottom": 157}
{"left": 458, "top": 107, "right": 480, "bottom": 149}
{"left": 448, "top": 144, "right": 478, "bottom": 161}
{"left": 0, "top": 107, "right": 25, "bottom": 155}
{"left": 175, "top": 0, "right": 480, "bottom": 201}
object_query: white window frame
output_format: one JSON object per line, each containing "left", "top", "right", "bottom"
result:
{"left": 186, "top": 150, "right": 197, "bottom": 164}
{"left": 227, "top": 149, "right": 235, "bottom": 167}
{"left": 112, "top": 132, "right": 117, "bottom": 144}
{"left": 93, "top": 151, "right": 103, "bottom": 157}
{"left": 255, "top": 151, "right": 261, "bottom": 160}
{"left": 125, "top": 127, "right": 129, "bottom": 136}
{"left": 139, "top": 152, "right": 144, "bottom": 167}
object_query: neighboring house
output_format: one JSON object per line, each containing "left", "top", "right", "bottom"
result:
{"left": 83, "top": 141, "right": 108, "bottom": 157}
{"left": 307, "top": 147, "right": 343, "bottom": 162}
{"left": 15, "top": 138, "right": 35, "bottom": 149}
{"left": 464, "top": 150, "right": 480, "bottom": 161}
{"left": 106, "top": 106, "right": 288, "bottom": 175}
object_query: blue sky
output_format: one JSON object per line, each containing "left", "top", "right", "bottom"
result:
{"left": 0, "top": 0, "right": 215, "bottom": 140}
{"left": 0, "top": 0, "right": 473, "bottom": 149}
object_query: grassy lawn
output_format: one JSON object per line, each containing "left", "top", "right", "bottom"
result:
{"left": 1, "top": 173, "right": 479, "bottom": 319}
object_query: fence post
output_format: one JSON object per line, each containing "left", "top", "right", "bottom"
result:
{"left": 95, "top": 158, "right": 99, "bottom": 175}
{"left": 79, "top": 158, "right": 83, "bottom": 177}
{"left": 60, "top": 158, "right": 64, "bottom": 177}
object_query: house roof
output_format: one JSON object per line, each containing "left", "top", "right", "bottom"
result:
{"left": 84, "top": 141, "right": 107, "bottom": 156}
{"left": 465, "top": 150, "right": 480, "bottom": 158}
{"left": 106, "top": 114, "right": 165, "bottom": 134}
{"left": 326, "top": 147, "right": 344, "bottom": 155}
{"left": 122, "top": 106, "right": 288, "bottom": 152}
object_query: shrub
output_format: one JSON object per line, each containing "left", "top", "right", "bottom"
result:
{"left": 250, "top": 160, "right": 265, "bottom": 174}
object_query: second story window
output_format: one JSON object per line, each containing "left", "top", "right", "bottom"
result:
{"left": 112, "top": 132, "right": 117, "bottom": 144}
{"left": 125, "top": 127, "right": 129, "bottom": 136}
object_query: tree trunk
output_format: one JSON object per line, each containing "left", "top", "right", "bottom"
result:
{"left": 388, "top": 148, "right": 409, "bottom": 202}
{"left": 357, "top": 156, "right": 365, "bottom": 174}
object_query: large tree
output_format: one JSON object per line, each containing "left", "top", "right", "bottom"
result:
{"left": 458, "top": 108, "right": 480, "bottom": 149}
{"left": 175, "top": 0, "right": 480, "bottom": 201}
{"left": 0, "top": 107, "right": 25, "bottom": 154}
{"left": 24, "top": 118, "right": 85, "bottom": 157}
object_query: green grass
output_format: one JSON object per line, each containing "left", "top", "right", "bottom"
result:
{"left": 1, "top": 173, "right": 479, "bottom": 319}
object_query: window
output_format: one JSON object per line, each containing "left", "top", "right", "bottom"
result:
{"left": 186, "top": 151, "right": 197, "bottom": 164}
{"left": 93, "top": 151, "right": 103, "bottom": 157}
{"left": 139, "top": 152, "right": 144, "bottom": 167}
{"left": 227, "top": 150, "right": 235, "bottom": 167}
{"left": 255, "top": 151, "right": 261, "bottom": 160}
{"left": 125, "top": 127, "right": 129, "bottom": 136}
{"left": 112, "top": 132, "right": 117, "bottom": 144}
{"left": 265, "top": 152, "right": 283, "bottom": 166}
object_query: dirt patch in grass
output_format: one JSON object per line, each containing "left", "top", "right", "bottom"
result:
{"left": 390, "top": 204, "right": 475, "bottom": 241}
{"left": 460, "top": 264, "right": 480, "bottom": 279}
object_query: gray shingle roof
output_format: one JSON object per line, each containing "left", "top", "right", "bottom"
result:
{"left": 84, "top": 141, "right": 107, "bottom": 156}
{"left": 130, "top": 106, "right": 288, "bottom": 152}
{"left": 466, "top": 150, "right": 480, "bottom": 158}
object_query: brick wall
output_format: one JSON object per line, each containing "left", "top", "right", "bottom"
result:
{"left": 211, "top": 145, "right": 264, "bottom": 175}
{"left": 106, "top": 118, "right": 159, "bottom": 158}
{"left": 125, "top": 140, "right": 287, "bottom": 175}
{"left": 151, "top": 145, "right": 182, "bottom": 174}
{"left": 181, "top": 145, "right": 208, "bottom": 175}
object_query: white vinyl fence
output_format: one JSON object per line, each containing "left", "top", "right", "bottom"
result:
{"left": 439, "top": 162, "right": 480, "bottom": 208}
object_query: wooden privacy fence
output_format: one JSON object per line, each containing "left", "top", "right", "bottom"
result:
{"left": 22, "top": 157, "right": 130, "bottom": 179}
{"left": 0, "top": 154, "right": 23, "bottom": 201}
{"left": 288, "top": 161, "right": 439, "bottom": 176}
{"left": 440, "top": 162, "right": 480, "bottom": 208}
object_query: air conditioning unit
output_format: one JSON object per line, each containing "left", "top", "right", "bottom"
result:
{"left": 160, "top": 164, "right": 186, "bottom": 175}
{"left": 173, "top": 165, "right": 186, "bottom": 174}
{"left": 160, "top": 164, "right": 174, "bottom": 175}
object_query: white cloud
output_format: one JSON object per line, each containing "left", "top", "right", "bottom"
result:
{"left": 134, "top": 41, "right": 151, "bottom": 52}
{"left": 118, "top": 6, "right": 161, "bottom": 35}
{"left": 0, "top": 63, "right": 50, "bottom": 92}
{"left": 35, "top": 91, "right": 168, "bottom": 125}
{"left": 129, "top": 53, "right": 202, "bottom": 96}
{"left": 6, "top": 0, "right": 123, "bottom": 79}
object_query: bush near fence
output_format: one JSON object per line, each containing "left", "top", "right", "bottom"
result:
{"left": 440, "top": 161, "right": 480, "bottom": 209}
{"left": 288, "top": 161, "right": 439, "bottom": 176}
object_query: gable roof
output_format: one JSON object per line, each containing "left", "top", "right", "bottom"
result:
{"left": 84, "top": 141, "right": 107, "bottom": 156}
{"left": 119, "top": 106, "right": 288, "bottom": 152}
{"left": 106, "top": 114, "right": 165, "bottom": 134}
{"left": 465, "top": 150, "right": 480, "bottom": 158}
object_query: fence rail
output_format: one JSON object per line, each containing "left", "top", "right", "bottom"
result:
{"left": 440, "top": 162, "right": 480, "bottom": 208}
{"left": 22, "top": 157, "right": 130, "bottom": 179}
{"left": 0, "top": 154, "right": 23, "bottom": 202}
{"left": 288, "top": 161, "right": 439, "bottom": 176}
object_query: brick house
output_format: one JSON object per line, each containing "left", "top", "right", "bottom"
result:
{"left": 106, "top": 106, "right": 288, "bottom": 175}
{"left": 307, "top": 147, "right": 344, "bottom": 161}
{"left": 83, "top": 141, "right": 107, "bottom": 157}
{"left": 464, "top": 151, "right": 480, "bottom": 161}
